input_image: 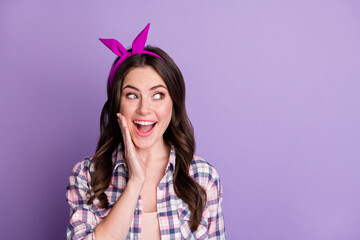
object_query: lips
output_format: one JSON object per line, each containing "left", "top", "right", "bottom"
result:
{"left": 133, "top": 120, "right": 157, "bottom": 137}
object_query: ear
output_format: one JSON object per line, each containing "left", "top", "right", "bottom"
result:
{"left": 132, "top": 23, "right": 150, "bottom": 54}
{"left": 99, "top": 38, "right": 128, "bottom": 56}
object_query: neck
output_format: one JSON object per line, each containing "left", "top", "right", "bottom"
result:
{"left": 135, "top": 139, "right": 170, "bottom": 165}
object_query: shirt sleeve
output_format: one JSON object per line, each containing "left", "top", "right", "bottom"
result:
{"left": 207, "top": 176, "right": 226, "bottom": 239}
{"left": 66, "top": 160, "right": 98, "bottom": 240}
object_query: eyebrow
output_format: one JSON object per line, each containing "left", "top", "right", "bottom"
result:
{"left": 122, "top": 84, "right": 168, "bottom": 91}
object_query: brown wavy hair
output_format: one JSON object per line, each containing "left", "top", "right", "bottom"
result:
{"left": 87, "top": 46, "right": 207, "bottom": 231}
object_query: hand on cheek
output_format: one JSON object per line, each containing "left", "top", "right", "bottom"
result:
{"left": 117, "top": 113, "right": 146, "bottom": 184}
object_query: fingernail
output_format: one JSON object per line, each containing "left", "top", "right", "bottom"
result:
{"left": 117, "top": 113, "right": 120, "bottom": 118}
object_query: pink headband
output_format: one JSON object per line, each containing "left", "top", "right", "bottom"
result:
{"left": 99, "top": 23, "right": 164, "bottom": 89}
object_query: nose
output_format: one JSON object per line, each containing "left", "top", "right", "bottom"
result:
{"left": 136, "top": 97, "right": 151, "bottom": 115}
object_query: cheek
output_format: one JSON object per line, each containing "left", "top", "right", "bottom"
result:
{"left": 119, "top": 102, "right": 136, "bottom": 127}
{"left": 158, "top": 101, "right": 173, "bottom": 123}
{"left": 119, "top": 101, "right": 133, "bottom": 116}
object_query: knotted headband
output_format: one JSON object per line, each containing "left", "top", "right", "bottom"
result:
{"left": 99, "top": 23, "right": 164, "bottom": 89}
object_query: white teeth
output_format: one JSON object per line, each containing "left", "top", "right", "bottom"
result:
{"left": 133, "top": 121, "right": 156, "bottom": 126}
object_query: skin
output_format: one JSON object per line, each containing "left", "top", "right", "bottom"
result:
{"left": 94, "top": 66, "right": 173, "bottom": 240}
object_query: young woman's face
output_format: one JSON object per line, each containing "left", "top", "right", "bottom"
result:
{"left": 119, "top": 66, "right": 173, "bottom": 150}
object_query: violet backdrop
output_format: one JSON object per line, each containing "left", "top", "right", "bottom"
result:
{"left": 1, "top": 0, "right": 359, "bottom": 239}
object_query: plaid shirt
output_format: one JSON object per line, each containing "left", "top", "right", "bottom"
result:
{"left": 66, "top": 145, "right": 225, "bottom": 240}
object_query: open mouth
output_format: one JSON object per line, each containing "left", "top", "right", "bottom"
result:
{"left": 133, "top": 120, "right": 157, "bottom": 135}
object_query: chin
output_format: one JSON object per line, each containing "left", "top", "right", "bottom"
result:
{"left": 133, "top": 142, "right": 152, "bottom": 150}
{"left": 129, "top": 125, "right": 164, "bottom": 150}
{"left": 132, "top": 137, "right": 157, "bottom": 150}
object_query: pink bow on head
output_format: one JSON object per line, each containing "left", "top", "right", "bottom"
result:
{"left": 99, "top": 23, "right": 163, "bottom": 89}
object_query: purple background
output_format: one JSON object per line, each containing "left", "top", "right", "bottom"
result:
{"left": 1, "top": 0, "right": 359, "bottom": 239}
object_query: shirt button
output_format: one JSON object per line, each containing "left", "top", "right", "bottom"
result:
{"left": 159, "top": 186, "right": 163, "bottom": 190}
{"left": 159, "top": 212, "right": 165, "bottom": 217}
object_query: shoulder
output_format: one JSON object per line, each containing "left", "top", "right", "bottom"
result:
{"left": 69, "top": 157, "right": 93, "bottom": 184}
{"left": 188, "top": 155, "right": 220, "bottom": 191}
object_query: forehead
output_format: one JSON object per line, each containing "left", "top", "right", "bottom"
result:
{"left": 122, "top": 66, "right": 166, "bottom": 89}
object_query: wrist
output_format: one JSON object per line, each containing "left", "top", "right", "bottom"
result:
{"left": 127, "top": 177, "right": 145, "bottom": 190}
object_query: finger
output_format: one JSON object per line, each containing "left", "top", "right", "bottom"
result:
{"left": 117, "top": 113, "right": 136, "bottom": 155}
{"left": 120, "top": 114, "right": 136, "bottom": 152}
{"left": 117, "top": 114, "right": 132, "bottom": 172}
{"left": 117, "top": 113, "right": 126, "bottom": 142}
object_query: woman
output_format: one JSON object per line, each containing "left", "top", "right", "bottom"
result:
{"left": 66, "top": 23, "right": 225, "bottom": 240}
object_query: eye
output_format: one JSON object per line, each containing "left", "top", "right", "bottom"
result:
{"left": 126, "top": 93, "right": 138, "bottom": 99}
{"left": 153, "top": 93, "right": 164, "bottom": 100}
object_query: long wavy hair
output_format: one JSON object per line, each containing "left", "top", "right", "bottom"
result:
{"left": 87, "top": 46, "right": 207, "bottom": 231}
